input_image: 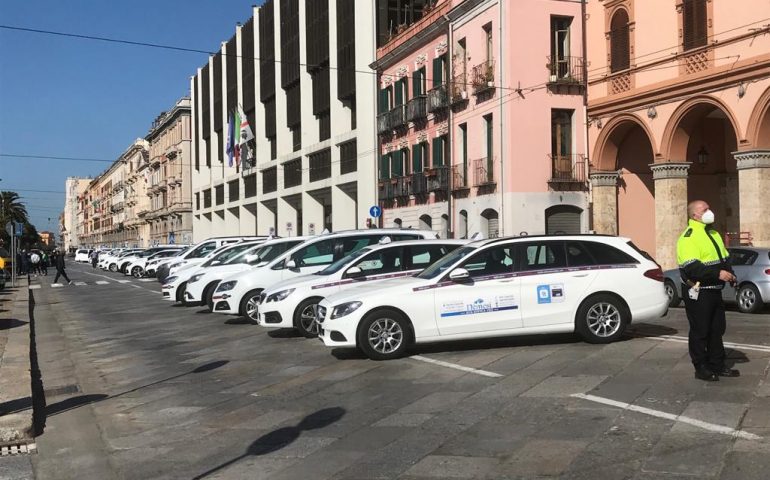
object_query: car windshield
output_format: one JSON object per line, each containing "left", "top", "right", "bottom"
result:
{"left": 416, "top": 245, "right": 477, "bottom": 280}
{"left": 316, "top": 248, "right": 371, "bottom": 276}
{"left": 246, "top": 241, "right": 302, "bottom": 265}
{"left": 202, "top": 243, "right": 256, "bottom": 266}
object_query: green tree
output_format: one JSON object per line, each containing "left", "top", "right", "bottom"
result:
{"left": 0, "top": 191, "right": 30, "bottom": 249}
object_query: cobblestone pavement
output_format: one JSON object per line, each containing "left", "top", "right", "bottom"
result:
{"left": 17, "top": 262, "right": 770, "bottom": 479}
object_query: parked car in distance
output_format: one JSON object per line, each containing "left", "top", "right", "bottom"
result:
{"left": 664, "top": 246, "right": 770, "bottom": 313}
{"left": 74, "top": 249, "right": 93, "bottom": 263}
{"left": 258, "top": 239, "right": 467, "bottom": 337}
{"left": 156, "top": 236, "right": 267, "bottom": 283}
{"left": 316, "top": 235, "right": 668, "bottom": 360}
{"left": 211, "top": 229, "right": 439, "bottom": 319}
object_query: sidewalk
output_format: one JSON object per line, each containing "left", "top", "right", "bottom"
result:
{"left": 0, "top": 276, "right": 35, "bottom": 447}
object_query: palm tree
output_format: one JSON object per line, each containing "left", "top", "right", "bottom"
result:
{"left": 0, "top": 191, "right": 29, "bottom": 225}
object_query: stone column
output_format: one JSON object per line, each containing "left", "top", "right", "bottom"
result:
{"left": 650, "top": 162, "right": 690, "bottom": 270}
{"left": 734, "top": 150, "right": 770, "bottom": 247}
{"left": 590, "top": 171, "right": 620, "bottom": 236}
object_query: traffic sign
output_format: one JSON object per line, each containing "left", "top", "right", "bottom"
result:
{"left": 369, "top": 206, "right": 382, "bottom": 218}
{"left": 14, "top": 223, "right": 23, "bottom": 237}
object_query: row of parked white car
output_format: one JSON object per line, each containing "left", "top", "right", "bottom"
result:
{"left": 95, "top": 230, "right": 670, "bottom": 360}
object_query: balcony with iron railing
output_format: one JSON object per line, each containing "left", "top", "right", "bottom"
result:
{"left": 451, "top": 165, "right": 470, "bottom": 192}
{"left": 426, "top": 165, "right": 450, "bottom": 192}
{"left": 449, "top": 72, "right": 468, "bottom": 105}
{"left": 406, "top": 95, "right": 427, "bottom": 123}
{"left": 410, "top": 172, "right": 427, "bottom": 196}
{"left": 111, "top": 202, "right": 125, "bottom": 213}
{"left": 378, "top": 180, "right": 395, "bottom": 201}
{"left": 387, "top": 104, "right": 407, "bottom": 130}
{"left": 427, "top": 84, "right": 448, "bottom": 113}
{"left": 471, "top": 60, "right": 495, "bottom": 94}
{"left": 546, "top": 56, "right": 585, "bottom": 89}
{"left": 473, "top": 157, "right": 497, "bottom": 188}
{"left": 548, "top": 154, "right": 588, "bottom": 189}
{"left": 377, "top": 112, "right": 390, "bottom": 135}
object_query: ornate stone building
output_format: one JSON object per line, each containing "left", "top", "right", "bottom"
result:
{"left": 586, "top": 0, "right": 770, "bottom": 268}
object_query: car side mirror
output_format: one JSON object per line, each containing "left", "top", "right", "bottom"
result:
{"left": 449, "top": 268, "right": 470, "bottom": 282}
{"left": 210, "top": 260, "right": 221, "bottom": 266}
{"left": 244, "top": 254, "right": 260, "bottom": 264}
{"left": 286, "top": 259, "right": 298, "bottom": 269}
{"left": 345, "top": 266, "right": 364, "bottom": 278}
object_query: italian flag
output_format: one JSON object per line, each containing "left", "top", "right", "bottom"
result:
{"left": 232, "top": 109, "right": 242, "bottom": 166}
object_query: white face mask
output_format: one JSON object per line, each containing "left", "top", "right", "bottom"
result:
{"left": 700, "top": 209, "right": 715, "bottom": 225}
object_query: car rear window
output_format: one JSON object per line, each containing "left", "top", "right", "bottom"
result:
{"left": 581, "top": 241, "right": 639, "bottom": 265}
{"left": 625, "top": 241, "right": 656, "bottom": 264}
{"left": 727, "top": 249, "right": 757, "bottom": 266}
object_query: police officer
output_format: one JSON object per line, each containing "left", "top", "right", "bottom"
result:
{"left": 677, "top": 200, "right": 739, "bottom": 381}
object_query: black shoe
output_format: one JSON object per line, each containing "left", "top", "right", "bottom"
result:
{"left": 714, "top": 366, "right": 740, "bottom": 377}
{"left": 694, "top": 366, "right": 719, "bottom": 382}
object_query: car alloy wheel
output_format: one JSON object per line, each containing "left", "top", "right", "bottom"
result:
{"left": 109, "top": 263, "right": 117, "bottom": 272}
{"left": 664, "top": 280, "right": 680, "bottom": 308}
{"left": 132, "top": 267, "right": 143, "bottom": 278}
{"left": 368, "top": 318, "right": 403, "bottom": 355}
{"left": 737, "top": 284, "right": 762, "bottom": 314}
{"left": 586, "top": 302, "right": 621, "bottom": 338}
{"left": 294, "top": 297, "right": 324, "bottom": 338}
{"left": 245, "top": 294, "right": 260, "bottom": 321}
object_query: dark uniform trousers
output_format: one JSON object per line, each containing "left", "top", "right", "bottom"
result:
{"left": 682, "top": 286, "right": 726, "bottom": 369}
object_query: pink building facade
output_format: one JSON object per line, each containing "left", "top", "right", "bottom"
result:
{"left": 587, "top": 0, "right": 770, "bottom": 269}
{"left": 373, "top": 0, "right": 589, "bottom": 239}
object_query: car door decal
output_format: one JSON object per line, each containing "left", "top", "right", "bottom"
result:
{"left": 440, "top": 295, "right": 519, "bottom": 318}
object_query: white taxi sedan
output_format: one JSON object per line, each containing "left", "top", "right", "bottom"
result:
{"left": 258, "top": 239, "right": 467, "bottom": 337}
{"left": 316, "top": 235, "right": 668, "bottom": 360}
{"left": 185, "top": 238, "right": 306, "bottom": 309}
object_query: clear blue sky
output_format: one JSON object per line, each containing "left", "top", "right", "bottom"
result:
{"left": 0, "top": 1, "right": 262, "bottom": 232}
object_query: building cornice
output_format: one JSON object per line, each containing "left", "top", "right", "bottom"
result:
{"left": 649, "top": 162, "right": 691, "bottom": 180}
{"left": 145, "top": 99, "right": 192, "bottom": 141}
{"left": 733, "top": 149, "right": 770, "bottom": 170}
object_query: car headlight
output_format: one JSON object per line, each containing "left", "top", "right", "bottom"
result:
{"left": 165, "top": 276, "right": 178, "bottom": 284}
{"left": 169, "top": 262, "right": 183, "bottom": 269}
{"left": 217, "top": 281, "right": 237, "bottom": 292}
{"left": 266, "top": 288, "right": 295, "bottom": 303}
{"left": 331, "top": 301, "right": 362, "bottom": 319}
{"left": 189, "top": 273, "right": 204, "bottom": 284}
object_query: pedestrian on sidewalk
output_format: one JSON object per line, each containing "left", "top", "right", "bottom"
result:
{"left": 52, "top": 249, "right": 72, "bottom": 285}
{"left": 19, "top": 249, "right": 29, "bottom": 276}
{"left": 41, "top": 251, "right": 49, "bottom": 276}
{"left": 90, "top": 250, "right": 98, "bottom": 269}
{"left": 676, "top": 200, "right": 739, "bottom": 382}
{"left": 30, "top": 251, "right": 41, "bottom": 277}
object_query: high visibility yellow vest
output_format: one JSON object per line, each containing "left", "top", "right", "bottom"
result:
{"left": 676, "top": 219, "right": 728, "bottom": 268}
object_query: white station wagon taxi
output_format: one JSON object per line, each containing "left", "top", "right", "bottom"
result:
{"left": 258, "top": 239, "right": 467, "bottom": 337}
{"left": 316, "top": 235, "right": 668, "bottom": 360}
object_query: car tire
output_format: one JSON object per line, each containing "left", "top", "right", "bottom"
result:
{"left": 665, "top": 279, "right": 681, "bottom": 308}
{"left": 239, "top": 289, "right": 262, "bottom": 322}
{"left": 203, "top": 282, "right": 219, "bottom": 312}
{"left": 131, "top": 266, "right": 143, "bottom": 278}
{"left": 575, "top": 294, "right": 629, "bottom": 344}
{"left": 175, "top": 282, "right": 187, "bottom": 303}
{"left": 109, "top": 263, "right": 117, "bottom": 272}
{"left": 737, "top": 284, "right": 763, "bottom": 314}
{"left": 293, "top": 297, "right": 324, "bottom": 338}
{"left": 357, "top": 309, "right": 411, "bottom": 361}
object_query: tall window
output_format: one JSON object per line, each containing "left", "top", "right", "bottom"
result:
{"left": 550, "top": 17, "right": 572, "bottom": 78}
{"left": 395, "top": 77, "right": 408, "bottom": 105}
{"left": 432, "top": 54, "right": 446, "bottom": 88}
{"left": 609, "top": 9, "right": 630, "bottom": 72}
{"left": 412, "top": 142, "right": 428, "bottom": 173}
{"left": 412, "top": 67, "right": 426, "bottom": 96}
{"left": 683, "top": 0, "right": 707, "bottom": 50}
{"left": 460, "top": 123, "right": 468, "bottom": 183}
{"left": 551, "top": 110, "right": 573, "bottom": 177}
{"left": 432, "top": 135, "right": 448, "bottom": 167}
{"left": 483, "top": 23, "right": 493, "bottom": 64}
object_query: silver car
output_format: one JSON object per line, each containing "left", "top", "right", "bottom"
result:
{"left": 664, "top": 247, "right": 770, "bottom": 313}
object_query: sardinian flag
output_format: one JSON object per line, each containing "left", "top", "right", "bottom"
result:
{"left": 237, "top": 105, "right": 254, "bottom": 166}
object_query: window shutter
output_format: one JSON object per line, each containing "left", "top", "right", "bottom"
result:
{"left": 609, "top": 10, "right": 630, "bottom": 72}
{"left": 432, "top": 137, "right": 442, "bottom": 167}
{"left": 412, "top": 143, "right": 422, "bottom": 172}
{"left": 392, "top": 150, "right": 403, "bottom": 176}
{"left": 379, "top": 87, "right": 389, "bottom": 113}
{"left": 380, "top": 153, "right": 390, "bottom": 179}
{"left": 394, "top": 80, "right": 403, "bottom": 105}
{"left": 412, "top": 71, "right": 420, "bottom": 97}
{"left": 432, "top": 57, "right": 443, "bottom": 88}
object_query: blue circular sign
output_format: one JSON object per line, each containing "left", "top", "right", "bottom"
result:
{"left": 369, "top": 206, "right": 381, "bottom": 218}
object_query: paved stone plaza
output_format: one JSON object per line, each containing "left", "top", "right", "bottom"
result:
{"left": 2, "top": 262, "right": 770, "bottom": 479}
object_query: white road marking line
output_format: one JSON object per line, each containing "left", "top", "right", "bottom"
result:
{"left": 571, "top": 393, "right": 761, "bottom": 440}
{"left": 95, "top": 281, "right": 110, "bottom": 285}
{"left": 634, "top": 333, "right": 770, "bottom": 353}
{"left": 138, "top": 279, "right": 155, "bottom": 282}
{"left": 74, "top": 282, "right": 87, "bottom": 286}
{"left": 116, "top": 279, "right": 131, "bottom": 284}
{"left": 410, "top": 355, "right": 503, "bottom": 378}
{"left": 28, "top": 285, "right": 41, "bottom": 290}
{"left": 51, "top": 283, "right": 64, "bottom": 288}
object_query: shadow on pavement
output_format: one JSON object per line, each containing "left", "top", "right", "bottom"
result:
{"left": 225, "top": 318, "right": 257, "bottom": 325}
{"left": 625, "top": 322, "right": 679, "bottom": 338}
{"left": 267, "top": 328, "right": 302, "bottom": 338}
{"left": 45, "top": 394, "right": 109, "bottom": 416}
{"left": 0, "top": 318, "right": 28, "bottom": 330}
{"left": 191, "top": 407, "right": 346, "bottom": 480}
{"left": 0, "top": 396, "right": 32, "bottom": 415}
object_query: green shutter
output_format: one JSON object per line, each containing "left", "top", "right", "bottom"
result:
{"left": 392, "top": 150, "right": 403, "bottom": 176}
{"left": 412, "top": 144, "right": 422, "bottom": 173}
{"left": 432, "top": 57, "right": 443, "bottom": 88}
{"left": 379, "top": 87, "right": 389, "bottom": 113}
{"left": 412, "top": 71, "right": 420, "bottom": 97}
{"left": 380, "top": 153, "right": 390, "bottom": 179}
{"left": 432, "top": 137, "right": 442, "bottom": 167}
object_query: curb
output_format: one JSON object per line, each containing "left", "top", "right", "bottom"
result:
{"left": 0, "top": 278, "right": 35, "bottom": 446}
